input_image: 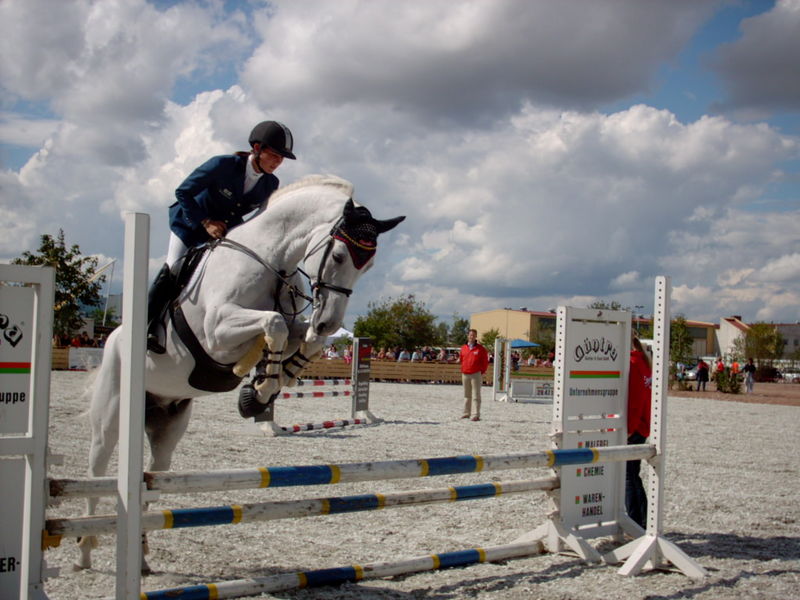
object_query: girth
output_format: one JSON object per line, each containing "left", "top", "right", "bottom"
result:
{"left": 169, "top": 303, "right": 243, "bottom": 393}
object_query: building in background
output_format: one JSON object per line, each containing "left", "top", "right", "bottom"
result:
{"left": 470, "top": 308, "right": 718, "bottom": 357}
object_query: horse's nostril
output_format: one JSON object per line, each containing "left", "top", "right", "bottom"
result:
{"left": 315, "top": 323, "right": 326, "bottom": 334}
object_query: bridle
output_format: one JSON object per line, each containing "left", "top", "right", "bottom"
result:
{"left": 300, "top": 220, "right": 355, "bottom": 302}
{"left": 211, "top": 217, "right": 356, "bottom": 319}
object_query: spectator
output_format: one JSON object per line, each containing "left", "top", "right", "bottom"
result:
{"left": 460, "top": 329, "right": 489, "bottom": 422}
{"left": 696, "top": 359, "right": 709, "bottom": 391}
{"left": 626, "top": 336, "right": 652, "bottom": 530}
{"left": 410, "top": 348, "right": 422, "bottom": 362}
{"left": 326, "top": 345, "right": 340, "bottom": 359}
{"left": 397, "top": 348, "right": 411, "bottom": 362}
{"left": 743, "top": 357, "right": 756, "bottom": 394}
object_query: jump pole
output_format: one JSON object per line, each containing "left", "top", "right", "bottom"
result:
{"left": 132, "top": 541, "right": 545, "bottom": 600}
{"left": 46, "top": 476, "right": 560, "bottom": 539}
{"left": 116, "top": 212, "right": 150, "bottom": 600}
{"left": 49, "top": 445, "right": 655, "bottom": 499}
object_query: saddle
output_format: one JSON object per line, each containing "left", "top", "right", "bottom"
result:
{"left": 168, "top": 244, "right": 244, "bottom": 393}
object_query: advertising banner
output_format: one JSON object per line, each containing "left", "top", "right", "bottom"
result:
{"left": 554, "top": 307, "right": 631, "bottom": 536}
{"left": 352, "top": 337, "right": 372, "bottom": 414}
{"left": 0, "top": 285, "right": 34, "bottom": 436}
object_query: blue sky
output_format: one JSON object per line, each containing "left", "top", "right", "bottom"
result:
{"left": 1, "top": 0, "right": 798, "bottom": 327}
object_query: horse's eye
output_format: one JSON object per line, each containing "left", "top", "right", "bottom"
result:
{"left": 332, "top": 251, "right": 346, "bottom": 264}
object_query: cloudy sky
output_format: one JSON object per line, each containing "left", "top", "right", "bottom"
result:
{"left": 1, "top": 0, "right": 798, "bottom": 329}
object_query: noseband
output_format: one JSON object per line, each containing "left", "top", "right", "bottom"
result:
{"left": 307, "top": 234, "right": 353, "bottom": 301}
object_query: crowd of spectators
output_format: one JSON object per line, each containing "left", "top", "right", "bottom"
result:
{"left": 317, "top": 345, "right": 556, "bottom": 367}
{"left": 53, "top": 332, "right": 106, "bottom": 348}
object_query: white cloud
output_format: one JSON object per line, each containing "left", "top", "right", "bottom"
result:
{"left": 243, "top": 0, "right": 718, "bottom": 120}
{"left": 1, "top": 0, "right": 798, "bottom": 330}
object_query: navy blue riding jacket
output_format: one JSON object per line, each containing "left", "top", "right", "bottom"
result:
{"left": 168, "top": 152, "right": 279, "bottom": 248}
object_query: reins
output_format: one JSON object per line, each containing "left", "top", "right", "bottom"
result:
{"left": 209, "top": 217, "right": 355, "bottom": 319}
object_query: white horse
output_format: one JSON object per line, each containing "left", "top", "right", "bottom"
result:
{"left": 77, "top": 175, "right": 404, "bottom": 571}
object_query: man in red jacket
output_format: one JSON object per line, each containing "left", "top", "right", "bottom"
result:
{"left": 626, "top": 336, "right": 652, "bottom": 529}
{"left": 460, "top": 329, "right": 489, "bottom": 421}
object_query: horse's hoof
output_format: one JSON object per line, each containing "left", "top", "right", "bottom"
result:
{"left": 238, "top": 384, "right": 266, "bottom": 418}
{"left": 72, "top": 562, "right": 90, "bottom": 572}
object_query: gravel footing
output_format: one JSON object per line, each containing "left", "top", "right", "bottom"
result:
{"left": 43, "top": 372, "right": 800, "bottom": 599}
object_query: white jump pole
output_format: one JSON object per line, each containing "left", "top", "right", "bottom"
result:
{"left": 116, "top": 212, "right": 149, "bottom": 599}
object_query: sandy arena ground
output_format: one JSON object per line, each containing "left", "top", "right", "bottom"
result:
{"left": 42, "top": 372, "right": 800, "bottom": 599}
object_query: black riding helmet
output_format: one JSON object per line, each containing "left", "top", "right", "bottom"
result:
{"left": 248, "top": 121, "right": 296, "bottom": 160}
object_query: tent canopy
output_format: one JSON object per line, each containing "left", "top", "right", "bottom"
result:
{"left": 510, "top": 339, "right": 540, "bottom": 348}
{"left": 326, "top": 327, "right": 353, "bottom": 342}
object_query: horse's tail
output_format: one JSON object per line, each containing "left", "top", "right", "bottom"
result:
{"left": 77, "top": 367, "right": 101, "bottom": 420}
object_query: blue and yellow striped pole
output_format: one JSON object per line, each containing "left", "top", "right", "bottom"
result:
{"left": 51, "top": 445, "right": 654, "bottom": 499}
{"left": 139, "top": 541, "right": 544, "bottom": 600}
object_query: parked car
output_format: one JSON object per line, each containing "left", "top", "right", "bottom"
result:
{"left": 779, "top": 371, "right": 800, "bottom": 383}
{"left": 681, "top": 365, "right": 698, "bottom": 381}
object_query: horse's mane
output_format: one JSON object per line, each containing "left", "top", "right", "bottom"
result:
{"left": 269, "top": 174, "right": 354, "bottom": 204}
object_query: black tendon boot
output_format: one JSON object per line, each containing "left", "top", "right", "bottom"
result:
{"left": 146, "top": 264, "right": 173, "bottom": 354}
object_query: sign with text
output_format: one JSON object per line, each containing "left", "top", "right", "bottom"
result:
{"left": 352, "top": 337, "right": 372, "bottom": 414}
{"left": 553, "top": 306, "right": 631, "bottom": 536}
{"left": 0, "top": 285, "right": 34, "bottom": 435}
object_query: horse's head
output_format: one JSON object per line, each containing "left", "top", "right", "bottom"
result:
{"left": 305, "top": 198, "right": 404, "bottom": 338}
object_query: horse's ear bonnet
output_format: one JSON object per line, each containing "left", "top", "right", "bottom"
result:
{"left": 333, "top": 199, "right": 406, "bottom": 269}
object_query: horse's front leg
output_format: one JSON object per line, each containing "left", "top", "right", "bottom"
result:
{"left": 204, "top": 305, "right": 290, "bottom": 416}
{"left": 281, "top": 329, "right": 327, "bottom": 384}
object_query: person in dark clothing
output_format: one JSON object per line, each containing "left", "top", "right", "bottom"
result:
{"left": 147, "top": 121, "right": 296, "bottom": 354}
{"left": 695, "top": 358, "right": 709, "bottom": 391}
{"left": 626, "top": 336, "right": 652, "bottom": 530}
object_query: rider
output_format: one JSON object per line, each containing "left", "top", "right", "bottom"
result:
{"left": 147, "top": 121, "right": 296, "bottom": 354}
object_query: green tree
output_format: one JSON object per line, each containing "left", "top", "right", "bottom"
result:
{"left": 480, "top": 328, "right": 500, "bottom": 351}
{"left": 532, "top": 330, "right": 555, "bottom": 358}
{"left": 434, "top": 322, "right": 449, "bottom": 346}
{"left": 88, "top": 306, "right": 120, "bottom": 329}
{"left": 353, "top": 294, "right": 439, "bottom": 350}
{"left": 12, "top": 230, "right": 104, "bottom": 338}
{"left": 732, "top": 323, "right": 786, "bottom": 366}
{"left": 449, "top": 314, "right": 470, "bottom": 346}
{"left": 669, "top": 315, "right": 694, "bottom": 366}
{"left": 669, "top": 315, "right": 694, "bottom": 389}
{"left": 588, "top": 300, "right": 628, "bottom": 311}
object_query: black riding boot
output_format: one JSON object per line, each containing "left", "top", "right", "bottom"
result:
{"left": 146, "top": 264, "right": 173, "bottom": 354}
